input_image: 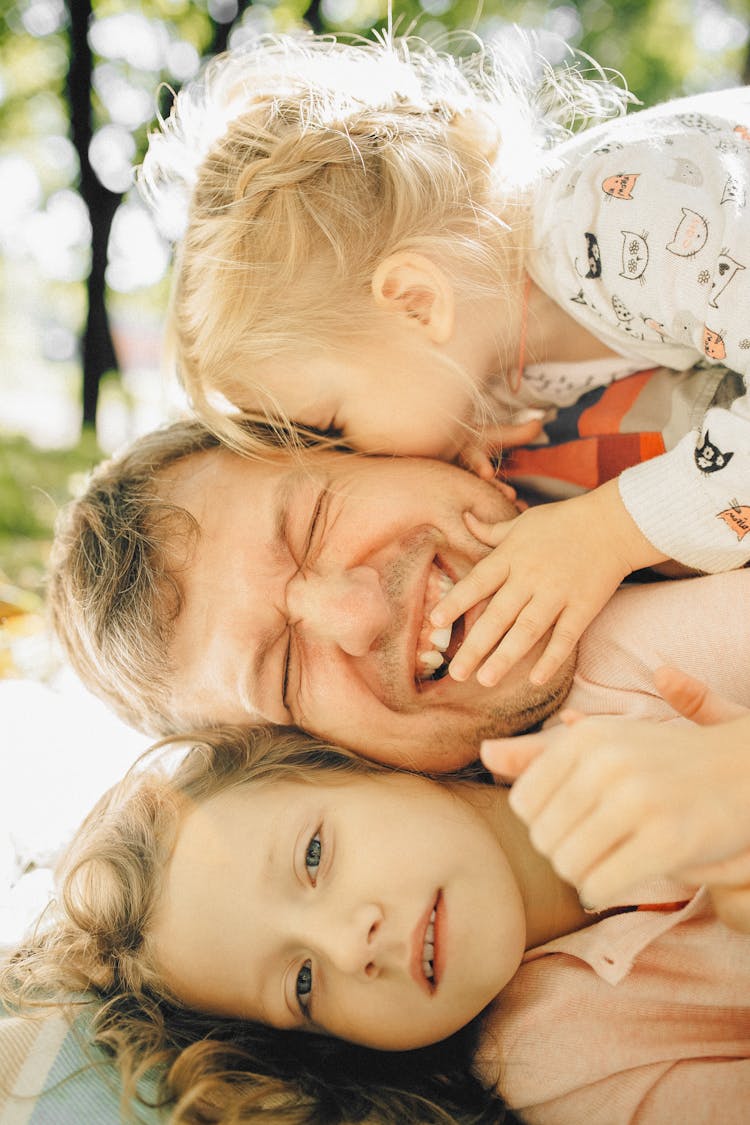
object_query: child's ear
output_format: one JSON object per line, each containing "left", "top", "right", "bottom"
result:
{"left": 371, "top": 252, "right": 455, "bottom": 344}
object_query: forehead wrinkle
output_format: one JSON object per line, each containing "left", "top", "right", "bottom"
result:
{"left": 172, "top": 464, "right": 297, "bottom": 721}
{"left": 247, "top": 470, "right": 300, "bottom": 709}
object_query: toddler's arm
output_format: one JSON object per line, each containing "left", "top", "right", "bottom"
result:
{"left": 432, "top": 477, "right": 666, "bottom": 687}
{"left": 481, "top": 668, "right": 750, "bottom": 931}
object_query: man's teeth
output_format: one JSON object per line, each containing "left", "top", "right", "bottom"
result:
{"left": 422, "top": 907, "right": 436, "bottom": 983}
{"left": 418, "top": 628, "right": 452, "bottom": 677}
{"left": 417, "top": 569, "right": 454, "bottom": 681}
{"left": 429, "top": 626, "right": 452, "bottom": 649}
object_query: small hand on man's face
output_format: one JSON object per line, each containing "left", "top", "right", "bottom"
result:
{"left": 164, "top": 449, "right": 575, "bottom": 771}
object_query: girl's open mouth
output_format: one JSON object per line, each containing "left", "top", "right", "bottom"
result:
{"left": 412, "top": 890, "right": 442, "bottom": 993}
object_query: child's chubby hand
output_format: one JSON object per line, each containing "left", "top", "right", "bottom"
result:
{"left": 431, "top": 478, "right": 665, "bottom": 689}
{"left": 481, "top": 668, "right": 750, "bottom": 932}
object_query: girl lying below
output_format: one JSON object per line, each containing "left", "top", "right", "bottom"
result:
{"left": 2, "top": 716, "right": 749, "bottom": 1125}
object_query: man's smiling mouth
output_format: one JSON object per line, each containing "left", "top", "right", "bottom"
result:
{"left": 415, "top": 561, "right": 464, "bottom": 683}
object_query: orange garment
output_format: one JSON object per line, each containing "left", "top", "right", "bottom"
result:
{"left": 502, "top": 368, "right": 666, "bottom": 493}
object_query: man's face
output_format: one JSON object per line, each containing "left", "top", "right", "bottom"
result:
{"left": 165, "top": 450, "right": 574, "bottom": 770}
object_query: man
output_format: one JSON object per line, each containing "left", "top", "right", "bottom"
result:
{"left": 50, "top": 418, "right": 750, "bottom": 772}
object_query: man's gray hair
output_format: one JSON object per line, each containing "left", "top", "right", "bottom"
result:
{"left": 48, "top": 420, "right": 232, "bottom": 733}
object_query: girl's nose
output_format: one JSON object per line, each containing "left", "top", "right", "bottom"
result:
{"left": 287, "top": 567, "right": 390, "bottom": 656}
{"left": 321, "top": 902, "right": 383, "bottom": 977}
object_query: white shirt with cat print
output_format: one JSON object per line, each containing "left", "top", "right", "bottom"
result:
{"left": 526, "top": 88, "right": 750, "bottom": 572}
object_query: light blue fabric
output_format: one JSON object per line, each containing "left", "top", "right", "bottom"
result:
{"left": 1, "top": 1002, "right": 167, "bottom": 1124}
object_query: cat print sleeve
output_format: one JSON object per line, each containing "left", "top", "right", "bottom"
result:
{"left": 617, "top": 397, "right": 750, "bottom": 572}
{"left": 528, "top": 89, "right": 750, "bottom": 572}
{"left": 528, "top": 87, "right": 750, "bottom": 376}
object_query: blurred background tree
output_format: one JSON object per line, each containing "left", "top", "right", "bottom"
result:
{"left": 1, "top": 0, "right": 748, "bottom": 952}
{"left": 0, "top": 0, "right": 748, "bottom": 606}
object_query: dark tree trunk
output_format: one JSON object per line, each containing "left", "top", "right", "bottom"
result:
{"left": 304, "top": 0, "right": 323, "bottom": 32}
{"left": 66, "top": 0, "right": 121, "bottom": 427}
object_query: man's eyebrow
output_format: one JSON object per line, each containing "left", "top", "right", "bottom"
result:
{"left": 271, "top": 470, "right": 299, "bottom": 559}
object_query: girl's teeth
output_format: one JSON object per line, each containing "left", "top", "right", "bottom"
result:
{"left": 422, "top": 907, "right": 438, "bottom": 973}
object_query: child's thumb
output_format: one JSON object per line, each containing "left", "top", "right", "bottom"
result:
{"left": 481, "top": 735, "right": 544, "bottom": 781}
{"left": 654, "top": 665, "right": 748, "bottom": 726}
{"left": 463, "top": 510, "right": 513, "bottom": 547}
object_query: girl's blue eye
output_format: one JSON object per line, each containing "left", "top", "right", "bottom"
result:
{"left": 305, "top": 833, "right": 321, "bottom": 881}
{"left": 296, "top": 961, "right": 313, "bottom": 1008}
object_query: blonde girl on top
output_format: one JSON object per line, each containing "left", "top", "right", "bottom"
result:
{"left": 139, "top": 29, "right": 750, "bottom": 692}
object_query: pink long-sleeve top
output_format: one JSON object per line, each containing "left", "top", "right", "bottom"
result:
{"left": 474, "top": 569, "right": 750, "bottom": 1122}
{"left": 476, "top": 887, "right": 750, "bottom": 1123}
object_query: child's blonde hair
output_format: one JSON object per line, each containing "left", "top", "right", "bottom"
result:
{"left": 139, "top": 30, "right": 631, "bottom": 457}
{"left": 1, "top": 724, "right": 506, "bottom": 1124}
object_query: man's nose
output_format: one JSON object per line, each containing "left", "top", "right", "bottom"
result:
{"left": 287, "top": 567, "right": 391, "bottom": 655}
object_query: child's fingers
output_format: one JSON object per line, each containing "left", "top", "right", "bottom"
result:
{"left": 559, "top": 708, "right": 587, "bottom": 726}
{"left": 575, "top": 815, "right": 694, "bottom": 908}
{"left": 480, "top": 734, "right": 547, "bottom": 781}
{"left": 710, "top": 885, "right": 750, "bottom": 934}
{"left": 481, "top": 417, "right": 544, "bottom": 450}
{"left": 525, "top": 770, "right": 606, "bottom": 860}
{"left": 653, "top": 665, "right": 748, "bottom": 725}
{"left": 472, "top": 594, "right": 565, "bottom": 687}
{"left": 430, "top": 550, "right": 511, "bottom": 629}
{"left": 577, "top": 801, "right": 737, "bottom": 907}
{"left": 528, "top": 608, "right": 590, "bottom": 686}
{"left": 448, "top": 588, "right": 528, "bottom": 681}
{"left": 459, "top": 444, "right": 497, "bottom": 481}
{"left": 680, "top": 846, "right": 750, "bottom": 888}
{"left": 486, "top": 478, "right": 518, "bottom": 504}
{"left": 447, "top": 577, "right": 560, "bottom": 682}
{"left": 518, "top": 736, "right": 631, "bottom": 862}
{"left": 506, "top": 734, "right": 577, "bottom": 822}
{"left": 546, "top": 806, "right": 637, "bottom": 892}
{"left": 463, "top": 510, "right": 515, "bottom": 548}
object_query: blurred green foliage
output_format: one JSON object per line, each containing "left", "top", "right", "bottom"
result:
{"left": 0, "top": 431, "right": 102, "bottom": 595}
{"left": 320, "top": 0, "right": 749, "bottom": 106}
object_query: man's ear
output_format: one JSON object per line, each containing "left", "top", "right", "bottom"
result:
{"left": 371, "top": 252, "right": 455, "bottom": 344}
